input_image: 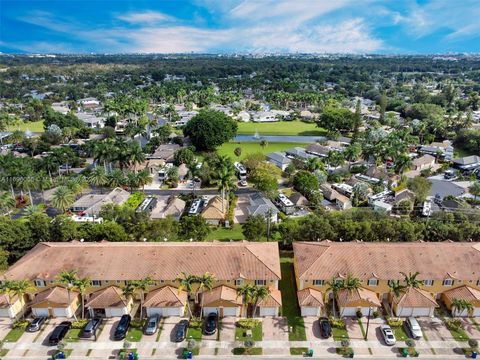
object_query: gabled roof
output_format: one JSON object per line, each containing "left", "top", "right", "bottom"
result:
{"left": 293, "top": 241, "right": 480, "bottom": 281}
{"left": 30, "top": 286, "right": 78, "bottom": 307}
{"left": 297, "top": 288, "right": 324, "bottom": 307}
{"left": 258, "top": 287, "right": 282, "bottom": 307}
{"left": 85, "top": 286, "right": 127, "bottom": 308}
{"left": 393, "top": 287, "right": 438, "bottom": 308}
{"left": 413, "top": 154, "right": 435, "bottom": 167}
{"left": 248, "top": 193, "right": 278, "bottom": 216}
{"left": 266, "top": 152, "right": 291, "bottom": 165}
{"left": 144, "top": 286, "right": 187, "bottom": 308}
{"left": 201, "top": 196, "right": 227, "bottom": 220}
{"left": 71, "top": 187, "right": 130, "bottom": 215}
{"left": 443, "top": 285, "right": 480, "bottom": 304}
{"left": 337, "top": 287, "right": 381, "bottom": 308}
{"left": 5, "top": 241, "right": 281, "bottom": 282}
{"left": 203, "top": 285, "right": 241, "bottom": 306}
{"left": 453, "top": 155, "right": 480, "bottom": 166}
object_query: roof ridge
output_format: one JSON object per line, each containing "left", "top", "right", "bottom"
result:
{"left": 295, "top": 242, "right": 332, "bottom": 278}
{"left": 244, "top": 244, "right": 281, "bottom": 279}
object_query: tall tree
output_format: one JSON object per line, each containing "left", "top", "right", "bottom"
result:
{"left": 51, "top": 186, "right": 75, "bottom": 213}
{"left": 57, "top": 270, "right": 79, "bottom": 320}
{"left": 74, "top": 278, "right": 91, "bottom": 319}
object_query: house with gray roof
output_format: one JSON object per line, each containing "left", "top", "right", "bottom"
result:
{"left": 247, "top": 193, "right": 279, "bottom": 223}
{"left": 453, "top": 155, "right": 480, "bottom": 171}
{"left": 70, "top": 187, "right": 130, "bottom": 216}
{"left": 266, "top": 152, "right": 291, "bottom": 171}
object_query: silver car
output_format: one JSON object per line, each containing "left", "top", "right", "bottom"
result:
{"left": 143, "top": 314, "right": 160, "bottom": 335}
{"left": 380, "top": 325, "right": 396, "bottom": 345}
{"left": 406, "top": 317, "right": 422, "bottom": 339}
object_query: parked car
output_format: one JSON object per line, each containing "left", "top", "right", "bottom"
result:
{"left": 405, "top": 317, "right": 422, "bottom": 339}
{"left": 238, "top": 180, "right": 248, "bottom": 187}
{"left": 444, "top": 169, "right": 457, "bottom": 180}
{"left": 113, "top": 314, "right": 131, "bottom": 340}
{"left": 380, "top": 325, "right": 396, "bottom": 345}
{"left": 144, "top": 314, "right": 160, "bottom": 335}
{"left": 203, "top": 313, "right": 218, "bottom": 335}
{"left": 80, "top": 318, "right": 103, "bottom": 338}
{"left": 48, "top": 321, "right": 72, "bottom": 345}
{"left": 27, "top": 317, "right": 47, "bottom": 332}
{"left": 318, "top": 317, "right": 332, "bottom": 338}
{"left": 175, "top": 319, "right": 189, "bottom": 342}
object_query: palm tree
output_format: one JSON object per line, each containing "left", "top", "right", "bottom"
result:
{"left": 136, "top": 170, "right": 153, "bottom": 193}
{"left": 252, "top": 286, "right": 271, "bottom": 318}
{"left": 122, "top": 283, "right": 136, "bottom": 305}
{"left": 400, "top": 272, "right": 421, "bottom": 288}
{"left": 88, "top": 167, "right": 108, "bottom": 189}
{"left": 344, "top": 274, "right": 361, "bottom": 293}
{"left": 36, "top": 171, "right": 52, "bottom": 204}
{"left": 23, "top": 204, "right": 44, "bottom": 217}
{"left": 305, "top": 157, "right": 325, "bottom": 172}
{"left": 469, "top": 181, "right": 480, "bottom": 201}
{"left": 394, "top": 153, "right": 412, "bottom": 175}
{"left": 107, "top": 169, "right": 127, "bottom": 188}
{"left": 451, "top": 298, "right": 474, "bottom": 317}
{"left": 196, "top": 273, "right": 215, "bottom": 317}
{"left": 216, "top": 165, "right": 236, "bottom": 214}
{"left": 74, "top": 278, "right": 92, "bottom": 319}
{"left": 10, "top": 280, "right": 36, "bottom": 319}
{"left": 177, "top": 273, "right": 197, "bottom": 319}
{"left": 187, "top": 161, "right": 201, "bottom": 196}
{"left": 126, "top": 172, "right": 140, "bottom": 192}
{"left": 236, "top": 283, "right": 255, "bottom": 318}
{"left": 57, "top": 270, "right": 79, "bottom": 320}
{"left": 0, "top": 191, "right": 15, "bottom": 215}
{"left": 388, "top": 280, "right": 406, "bottom": 317}
{"left": 326, "top": 277, "right": 344, "bottom": 318}
{"left": 50, "top": 186, "right": 75, "bottom": 213}
{"left": 132, "top": 277, "right": 155, "bottom": 320}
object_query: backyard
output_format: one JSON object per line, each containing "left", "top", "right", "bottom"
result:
{"left": 206, "top": 224, "right": 245, "bottom": 241}
{"left": 237, "top": 121, "right": 325, "bottom": 136}
{"left": 6, "top": 120, "right": 44, "bottom": 133}
{"left": 217, "top": 141, "right": 307, "bottom": 160}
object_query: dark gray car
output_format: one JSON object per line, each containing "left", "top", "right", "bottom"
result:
{"left": 143, "top": 314, "right": 160, "bottom": 335}
{"left": 27, "top": 317, "right": 47, "bottom": 332}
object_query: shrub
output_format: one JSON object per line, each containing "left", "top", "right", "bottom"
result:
{"left": 386, "top": 318, "right": 403, "bottom": 327}
{"left": 123, "top": 340, "right": 131, "bottom": 350}
{"left": 445, "top": 318, "right": 463, "bottom": 331}
{"left": 341, "top": 339, "right": 350, "bottom": 347}
{"left": 124, "top": 192, "right": 145, "bottom": 209}
{"left": 329, "top": 317, "right": 346, "bottom": 329}
{"left": 237, "top": 319, "right": 260, "bottom": 329}
{"left": 356, "top": 310, "right": 363, "bottom": 319}
{"left": 406, "top": 339, "right": 416, "bottom": 347}
{"left": 71, "top": 320, "right": 88, "bottom": 329}
{"left": 189, "top": 320, "right": 202, "bottom": 329}
{"left": 244, "top": 340, "right": 254, "bottom": 348}
{"left": 12, "top": 320, "right": 29, "bottom": 329}
{"left": 187, "top": 339, "right": 196, "bottom": 351}
{"left": 372, "top": 310, "right": 380, "bottom": 318}
{"left": 468, "top": 339, "right": 478, "bottom": 349}
{"left": 130, "top": 319, "right": 144, "bottom": 328}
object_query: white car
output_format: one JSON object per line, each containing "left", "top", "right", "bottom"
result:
{"left": 406, "top": 317, "right": 423, "bottom": 339}
{"left": 380, "top": 325, "right": 396, "bottom": 346}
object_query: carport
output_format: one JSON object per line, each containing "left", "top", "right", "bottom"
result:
{"left": 392, "top": 287, "right": 438, "bottom": 317}
{"left": 144, "top": 285, "right": 187, "bottom": 317}
{"left": 202, "top": 285, "right": 241, "bottom": 317}
{"left": 85, "top": 285, "right": 132, "bottom": 318}
{"left": 30, "top": 286, "right": 79, "bottom": 318}
{"left": 297, "top": 288, "right": 324, "bottom": 317}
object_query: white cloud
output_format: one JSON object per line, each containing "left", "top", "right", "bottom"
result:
{"left": 117, "top": 11, "right": 173, "bottom": 24}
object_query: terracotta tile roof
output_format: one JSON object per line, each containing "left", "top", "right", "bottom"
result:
{"left": 293, "top": 241, "right": 480, "bottom": 281}
{"left": 202, "top": 286, "right": 241, "bottom": 306}
{"left": 85, "top": 286, "right": 127, "bottom": 308}
{"left": 4, "top": 241, "right": 281, "bottom": 282}
{"left": 0, "top": 294, "right": 18, "bottom": 308}
{"left": 393, "top": 287, "right": 438, "bottom": 308}
{"left": 258, "top": 287, "right": 282, "bottom": 307}
{"left": 337, "top": 287, "right": 381, "bottom": 308}
{"left": 297, "top": 288, "right": 324, "bottom": 307}
{"left": 30, "top": 286, "right": 78, "bottom": 307}
{"left": 201, "top": 196, "right": 227, "bottom": 220}
{"left": 443, "top": 285, "right": 480, "bottom": 305}
{"left": 144, "top": 286, "right": 187, "bottom": 308}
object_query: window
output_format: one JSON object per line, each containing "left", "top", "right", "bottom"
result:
{"left": 477, "top": 280, "right": 480, "bottom": 286}
{"left": 160, "top": 280, "right": 164, "bottom": 283}
{"left": 442, "top": 279, "right": 454, "bottom": 286}
{"left": 255, "top": 280, "right": 266, "bottom": 286}
{"left": 423, "top": 280, "right": 434, "bottom": 286}
{"left": 235, "top": 279, "right": 243, "bottom": 286}
{"left": 92, "top": 280, "right": 102, "bottom": 287}
{"left": 34, "top": 280, "right": 46, "bottom": 287}
{"left": 367, "top": 279, "right": 378, "bottom": 286}
{"left": 313, "top": 280, "right": 324, "bottom": 286}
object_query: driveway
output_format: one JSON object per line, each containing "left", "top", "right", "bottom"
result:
{"left": 262, "top": 317, "right": 289, "bottom": 355}
{"left": 0, "top": 318, "right": 12, "bottom": 340}
{"left": 461, "top": 318, "right": 480, "bottom": 339}
{"left": 217, "top": 317, "right": 237, "bottom": 356}
{"left": 88, "top": 317, "right": 118, "bottom": 359}
{"left": 418, "top": 317, "right": 452, "bottom": 341}
{"left": 234, "top": 195, "right": 250, "bottom": 223}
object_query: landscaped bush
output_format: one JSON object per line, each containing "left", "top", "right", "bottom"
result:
{"left": 386, "top": 318, "right": 403, "bottom": 327}
{"left": 406, "top": 339, "right": 416, "bottom": 347}
{"left": 329, "top": 317, "right": 346, "bottom": 329}
{"left": 445, "top": 318, "right": 463, "bottom": 331}
{"left": 189, "top": 319, "right": 203, "bottom": 329}
{"left": 237, "top": 319, "right": 261, "bottom": 329}
{"left": 130, "top": 319, "right": 144, "bottom": 328}
{"left": 124, "top": 192, "right": 145, "bottom": 209}
{"left": 71, "top": 320, "right": 88, "bottom": 329}
{"left": 372, "top": 310, "right": 380, "bottom": 318}
{"left": 468, "top": 339, "right": 478, "bottom": 349}
{"left": 12, "top": 320, "right": 29, "bottom": 329}
{"left": 356, "top": 310, "right": 363, "bottom": 319}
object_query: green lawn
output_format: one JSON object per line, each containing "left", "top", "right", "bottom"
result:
{"left": 187, "top": 324, "right": 203, "bottom": 341}
{"left": 235, "top": 323, "right": 262, "bottom": 341}
{"left": 125, "top": 321, "right": 144, "bottom": 342}
{"left": 206, "top": 224, "right": 245, "bottom": 241}
{"left": 448, "top": 327, "right": 469, "bottom": 341}
{"left": 332, "top": 327, "right": 349, "bottom": 341}
{"left": 279, "top": 256, "right": 306, "bottom": 341}
{"left": 290, "top": 347, "right": 308, "bottom": 355}
{"left": 65, "top": 328, "right": 82, "bottom": 342}
{"left": 7, "top": 120, "right": 44, "bottom": 132}
{"left": 217, "top": 141, "right": 307, "bottom": 160}
{"left": 237, "top": 121, "right": 325, "bottom": 136}
{"left": 393, "top": 326, "right": 409, "bottom": 341}
{"left": 3, "top": 326, "right": 26, "bottom": 342}
{"left": 232, "top": 347, "right": 263, "bottom": 355}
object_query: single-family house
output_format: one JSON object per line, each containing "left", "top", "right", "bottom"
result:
{"left": 77, "top": 112, "right": 105, "bottom": 129}
{"left": 30, "top": 287, "right": 80, "bottom": 318}
{"left": 201, "top": 196, "right": 228, "bottom": 225}
{"left": 419, "top": 140, "right": 454, "bottom": 161}
{"left": 148, "top": 144, "right": 181, "bottom": 162}
{"left": 372, "top": 200, "right": 392, "bottom": 213}
{"left": 86, "top": 285, "right": 133, "bottom": 318}
{"left": 289, "top": 192, "right": 309, "bottom": 208}
{"left": 412, "top": 154, "right": 435, "bottom": 171}
{"left": 70, "top": 187, "right": 130, "bottom": 216}
{"left": 453, "top": 155, "right": 480, "bottom": 172}
{"left": 251, "top": 111, "right": 278, "bottom": 122}
{"left": 306, "top": 143, "right": 330, "bottom": 158}
{"left": 394, "top": 189, "right": 416, "bottom": 205}
{"left": 237, "top": 111, "right": 251, "bottom": 122}
{"left": 247, "top": 193, "right": 279, "bottom": 223}
{"left": 150, "top": 196, "right": 186, "bottom": 221}
{"left": 266, "top": 152, "right": 291, "bottom": 171}
{"left": 285, "top": 147, "right": 314, "bottom": 160}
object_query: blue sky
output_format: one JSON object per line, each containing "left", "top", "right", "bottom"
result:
{"left": 1, "top": 0, "right": 480, "bottom": 54}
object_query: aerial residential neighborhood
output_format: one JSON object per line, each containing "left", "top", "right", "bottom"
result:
{"left": 1, "top": 0, "right": 480, "bottom": 359}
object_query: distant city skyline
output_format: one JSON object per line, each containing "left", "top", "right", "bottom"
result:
{"left": 1, "top": 0, "right": 480, "bottom": 55}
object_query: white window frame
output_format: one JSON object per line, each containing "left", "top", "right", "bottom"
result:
{"left": 91, "top": 280, "right": 102, "bottom": 287}
{"left": 367, "top": 278, "right": 378, "bottom": 286}
{"left": 313, "top": 280, "right": 324, "bottom": 286}
{"left": 34, "top": 279, "right": 46, "bottom": 287}
{"left": 255, "top": 280, "right": 266, "bottom": 286}
{"left": 442, "top": 279, "right": 454, "bottom": 286}
{"left": 423, "top": 279, "right": 434, "bottom": 286}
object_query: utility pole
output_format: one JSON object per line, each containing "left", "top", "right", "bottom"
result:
{"left": 364, "top": 307, "right": 372, "bottom": 340}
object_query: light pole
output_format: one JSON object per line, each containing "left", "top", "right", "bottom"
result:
{"left": 364, "top": 307, "right": 372, "bottom": 340}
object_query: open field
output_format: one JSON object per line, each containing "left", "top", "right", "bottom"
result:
{"left": 217, "top": 141, "right": 306, "bottom": 159}
{"left": 237, "top": 121, "right": 325, "bottom": 136}
{"left": 6, "top": 120, "right": 44, "bottom": 132}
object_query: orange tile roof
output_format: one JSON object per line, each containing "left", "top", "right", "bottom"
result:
{"left": 297, "top": 288, "right": 324, "bottom": 307}
{"left": 392, "top": 287, "right": 438, "bottom": 308}
{"left": 337, "top": 287, "right": 381, "bottom": 308}
{"left": 30, "top": 286, "right": 78, "bottom": 307}
{"left": 258, "top": 287, "right": 282, "bottom": 307}
{"left": 144, "top": 286, "right": 187, "bottom": 308}
{"left": 85, "top": 286, "right": 127, "bottom": 308}
{"left": 201, "top": 196, "right": 227, "bottom": 220}
{"left": 202, "top": 285, "right": 241, "bottom": 306}
{"left": 443, "top": 285, "right": 480, "bottom": 304}
{"left": 4, "top": 241, "right": 281, "bottom": 282}
{"left": 294, "top": 241, "right": 480, "bottom": 281}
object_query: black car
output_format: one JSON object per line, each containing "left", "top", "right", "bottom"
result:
{"left": 80, "top": 318, "right": 103, "bottom": 338}
{"left": 203, "top": 313, "right": 218, "bottom": 335}
{"left": 48, "top": 321, "right": 72, "bottom": 345}
{"left": 319, "top": 317, "right": 332, "bottom": 339}
{"left": 113, "top": 315, "right": 131, "bottom": 340}
{"left": 27, "top": 317, "right": 47, "bottom": 332}
{"left": 175, "top": 320, "right": 189, "bottom": 342}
